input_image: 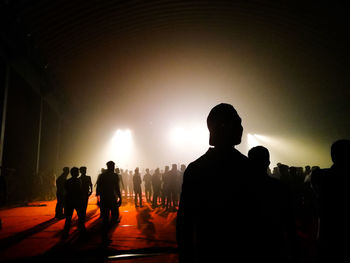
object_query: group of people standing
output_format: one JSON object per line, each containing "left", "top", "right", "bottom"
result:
{"left": 118, "top": 164, "right": 186, "bottom": 210}
{"left": 55, "top": 166, "right": 93, "bottom": 238}
{"left": 55, "top": 161, "right": 122, "bottom": 241}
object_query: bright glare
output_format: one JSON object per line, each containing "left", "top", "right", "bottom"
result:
{"left": 105, "top": 129, "right": 134, "bottom": 168}
{"left": 169, "top": 124, "right": 208, "bottom": 148}
{"left": 247, "top": 133, "right": 260, "bottom": 150}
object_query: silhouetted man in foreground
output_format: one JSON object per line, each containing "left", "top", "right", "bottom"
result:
{"left": 62, "top": 167, "right": 86, "bottom": 238}
{"left": 96, "top": 161, "right": 122, "bottom": 241}
{"left": 311, "top": 139, "right": 350, "bottom": 262}
{"left": 55, "top": 167, "right": 69, "bottom": 219}
{"left": 177, "top": 103, "right": 259, "bottom": 262}
{"left": 248, "top": 146, "right": 300, "bottom": 262}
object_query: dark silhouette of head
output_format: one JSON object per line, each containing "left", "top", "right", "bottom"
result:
{"left": 331, "top": 139, "right": 350, "bottom": 167}
{"left": 248, "top": 145, "right": 270, "bottom": 173}
{"left": 207, "top": 103, "right": 243, "bottom": 147}
{"left": 106, "top": 161, "right": 115, "bottom": 171}
{"left": 63, "top": 167, "right": 70, "bottom": 174}
{"left": 79, "top": 166, "right": 87, "bottom": 175}
{"left": 180, "top": 164, "right": 186, "bottom": 172}
{"left": 172, "top": 164, "right": 177, "bottom": 170}
{"left": 146, "top": 168, "right": 150, "bottom": 173}
{"left": 70, "top": 167, "right": 79, "bottom": 178}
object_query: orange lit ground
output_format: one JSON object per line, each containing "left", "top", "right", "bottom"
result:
{"left": 0, "top": 196, "right": 178, "bottom": 262}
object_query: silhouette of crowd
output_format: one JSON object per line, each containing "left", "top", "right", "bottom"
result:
{"left": 176, "top": 103, "right": 350, "bottom": 263}
{"left": 1, "top": 102, "right": 348, "bottom": 262}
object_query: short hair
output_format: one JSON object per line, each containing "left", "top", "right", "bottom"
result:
{"left": 70, "top": 167, "right": 79, "bottom": 177}
{"left": 207, "top": 103, "right": 242, "bottom": 146}
{"left": 331, "top": 139, "right": 350, "bottom": 165}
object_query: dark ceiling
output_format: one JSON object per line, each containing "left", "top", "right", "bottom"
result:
{"left": 2, "top": 1, "right": 348, "bottom": 106}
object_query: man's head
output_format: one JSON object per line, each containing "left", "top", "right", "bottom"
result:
{"left": 70, "top": 167, "right": 79, "bottom": 178}
{"left": 248, "top": 146, "right": 270, "bottom": 173}
{"left": 106, "top": 161, "right": 115, "bottom": 171}
{"left": 63, "top": 167, "right": 70, "bottom": 174}
{"left": 79, "top": 166, "right": 87, "bottom": 175}
{"left": 172, "top": 164, "right": 177, "bottom": 170}
{"left": 331, "top": 139, "right": 350, "bottom": 167}
{"left": 207, "top": 103, "right": 243, "bottom": 147}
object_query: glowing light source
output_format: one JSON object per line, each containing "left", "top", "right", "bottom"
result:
{"left": 169, "top": 124, "right": 208, "bottom": 148}
{"left": 105, "top": 129, "right": 134, "bottom": 168}
{"left": 247, "top": 133, "right": 260, "bottom": 150}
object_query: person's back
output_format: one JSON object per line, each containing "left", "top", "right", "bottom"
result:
{"left": 248, "top": 146, "right": 300, "bottom": 262}
{"left": 55, "top": 167, "right": 69, "bottom": 218}
{"left": 96, "top": 170, "right": 119, "bottom": 201}
{"left": 311, "top": 139, "right": 350, "bottom": 262}
{"left": 56, "top": 171, "right": 68, "bottom": 195}
{"left": 80, "top": 167, "right": 92, "bottom": 197}
{"left": 177, "top": 103, "right": 259, "bottom": 262}
{"left": 62, "top": 167, "right": 85, "bottom": 238}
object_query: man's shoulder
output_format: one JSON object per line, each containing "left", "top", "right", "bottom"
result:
{"left": 188, "top": 147, "right": 248, "bottom": 166}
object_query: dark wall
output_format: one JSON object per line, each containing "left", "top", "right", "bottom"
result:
{"left": 2, "top": 69, "right": 40, "bottom": 202}
{"left": 0, "top": 59, "right": 5, "bottom": 133}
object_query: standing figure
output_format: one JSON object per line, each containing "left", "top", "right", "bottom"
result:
{"left": 152, "top": 168, "right": 161, "bottom": 208}
{"left": 80, "top": 166, "right": 93, "bottom": 217}
{"left": 248, "top": 146, "right": 300, "bottom": 262}
{"left": 96, "top": 161, "right": 122, "bottom": 241}
{"left": 115, "top": 167, "right": 124, "bottom": 203}
{"left": 143, "top": 168, "right": 152, "bottom": 202}
{"left": 161, "top": 166, "right": 170, "bottom": 208}
{"left": 62, "top": 167, "right": 86, "bottom": 238}
{"left": 133, "top": 167, "right": 142, "bottom": 207}
{"left": 55, "top": 167, "right": 69, "bottom": 219}
{"left": 128, "top": 170, "right": 134, "bottom": 198}
{"left": 311, "top": 139, "right": 350, "bottom": 262}
{"left": 177, "top": 103, "right": 260, "bottom": 262}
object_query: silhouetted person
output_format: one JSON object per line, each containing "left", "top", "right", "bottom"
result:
{"left": 311, "top": 139, "right": 350, "bottom": 262}
{"left": 55, "top": 167, "right": 69, "bottom": 219}
{"left": 96, "top": 161, "right": 122, "bottom": 241}
{"left": 62, "top": 167, "right": 86, "bottom": 239}
{"left": 248, "top": 146, "right": 300, "bottom": 262}
{"left": 80, "top": 166, "right": 93, "bottom": 217}
{"left": 168, "top": 164, "right": 179, "bottom": 210}
{"left": 177, "top": 103, "right": 259, "bottom": 262}
{"left": 133, "top": 167, "right": 142, "bottom": 207}
{"left": 161, "top": 165, "right": 169, "bottom": 207}
{"left": 115, "top": 168, "right": 124, "bottom": 200}
{"left": 152, "top": 168, "right": 161, "bottom": 208}
{"left": 143, "top": 168, "right": 152, "bottom": 202}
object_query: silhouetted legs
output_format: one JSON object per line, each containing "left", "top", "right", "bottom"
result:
{"left": 100, "top": 199, "right": 119, "bottom": 241}
{"left": 55, "top": 193, "right": 65, "bottom": 218}
{"left": 134, "top": 189, "right": 142, "bottom": 207}
{"left": 62, "top": 203, "right": 85, "bottom": 238}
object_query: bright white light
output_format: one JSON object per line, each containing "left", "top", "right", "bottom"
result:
{"left": 247, "top": 133, "right": 260, "bottom": 150}
{"left": 169, "top": 124, "right": 208, "bottom": 148}
{"left": 170, "top": 127, "right": 186, "bottom": 146}
{"left": 105, "top": 129, "right": 134, "bottom": 168}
